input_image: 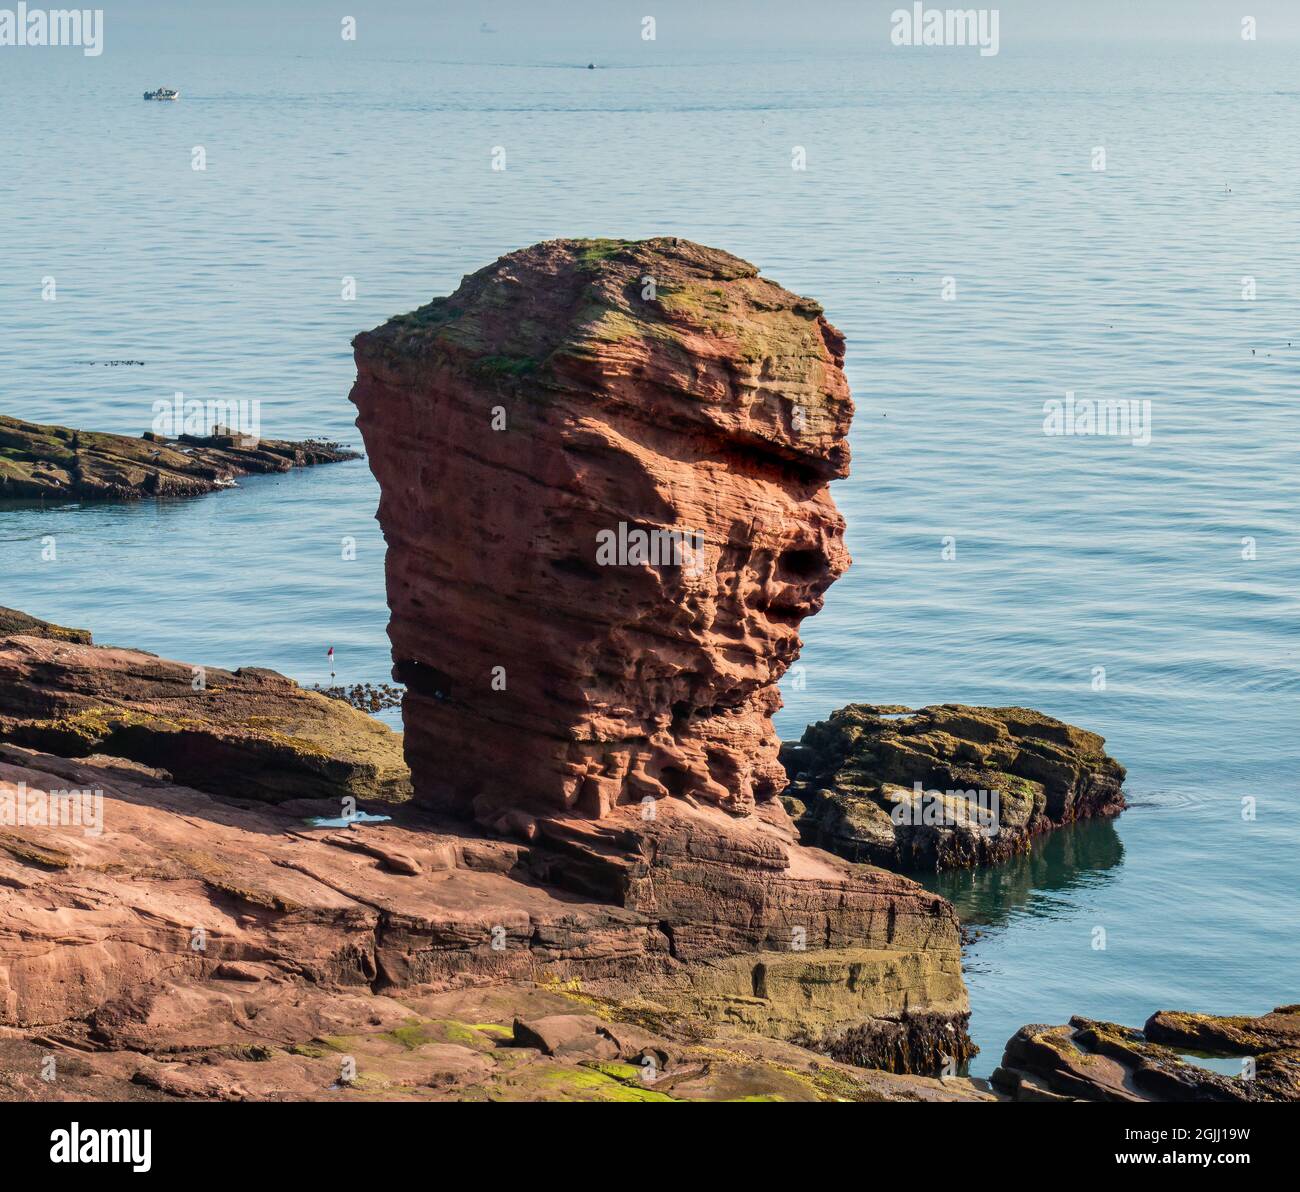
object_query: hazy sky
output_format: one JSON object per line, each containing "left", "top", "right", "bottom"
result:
{"left": 75, "top": 1, "right": 1300, "bottom": 58}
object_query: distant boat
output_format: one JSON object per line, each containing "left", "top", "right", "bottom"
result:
{"left": 143, "top": 87, "right": 180, "bottom": 101}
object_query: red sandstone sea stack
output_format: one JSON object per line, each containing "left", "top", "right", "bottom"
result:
{"left": 350, "top": 237, "right": 852, "bottom": 830}
{"left": 349, "top": 239, "right": 973, "bottom": 1072}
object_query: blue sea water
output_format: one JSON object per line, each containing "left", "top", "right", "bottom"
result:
{"left": 1, "top": 28, "right": 1297, "bottom": 1075}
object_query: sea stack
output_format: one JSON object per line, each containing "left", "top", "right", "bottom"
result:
{"left": 351, "top": 237, "right": 851, "bottom": 829}
{"left": 351, "top": 240, "right": 973, "bottom": 1069}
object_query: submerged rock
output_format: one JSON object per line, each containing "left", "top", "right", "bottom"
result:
{"left": 0, "top": 413, "right": 357, "bottom": 501}
{"left": 994, "top": 1007, "right": 1300, "bottom": 1102}
{"left": 781, "top": 703, "right": 1126, "bottom": 871}
{"left": 0, "top": 632, "right": 409, "bottom": 805}
{"left": 348, "top": 238, "right": 973, "bottom": 1070}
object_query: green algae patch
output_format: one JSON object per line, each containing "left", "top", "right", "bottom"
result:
{"left": 474, "top": 354, "right": 539, "bottom": 378}
{"left": 537, "top": 1065, "right": 676, "bottom": 1102}
{"left": 552, "top": 986, "right": 708, "bottom": 1042}
{"left": 575, "top": 239, "right": 635, "bottom": 268}
{"left": 288, "top": 1043, "right": 330, "bottom": 1060}
{"left": 381, "top": 1018, "right": 504, "bottom": 1053}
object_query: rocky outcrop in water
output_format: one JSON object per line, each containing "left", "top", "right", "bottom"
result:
{"left": 0, "top": 633, "right": 409, "bottom": 805}
{"left": 781, "top": 704, "right": 1126, "bottom": 871}
{"left": 0, "top": 413, "right": 357, "bottom": 500}
{"left": 994, "top": 1007, "right": 1300, "bottom": 1102}
{"left": 347, "top": 238, "right": 973, "bottom": 1070}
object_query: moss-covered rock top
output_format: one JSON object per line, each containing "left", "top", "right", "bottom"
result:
{"left": 0, "top": 607, "right": 91, "bottom": 644}
{"left": 782, "top": 703, "right": 1127, "bottom": 872}
{"left": 353, "top": 237, "right": 853, "bottom": 478}
{"left": 0, "top": 632, "right": 409, "bottom": 805}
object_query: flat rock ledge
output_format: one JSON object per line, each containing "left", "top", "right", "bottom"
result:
{"left": 0, "top": 742, "right": 981, "bottom": 1101}
{"left": 0, "top": 612, "right": 977, "bottom": 1097}
{"left": 781, "top": 704, "right": 1126, "bottom": 872}
{"left": 994, "top": 1008, "right": 1300, "bottom": 1102}
{"left": 0, "top": 413, "right": 357, "bottom": 501}
{"left": 0, "top": 629, "right": 409, "bottom": 805}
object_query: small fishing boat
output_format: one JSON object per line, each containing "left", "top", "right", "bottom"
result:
{"left": 143, "top": 87, "right": 180, "bottom": 101}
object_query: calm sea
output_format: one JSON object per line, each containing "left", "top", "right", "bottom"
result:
{"left": 2, "top": 35, "right": 1297, "bottom": 1074}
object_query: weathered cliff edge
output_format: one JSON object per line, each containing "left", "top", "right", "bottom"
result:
{"left": 0, "top": 413, "right": 357, "bottom": 500}
{"left": 995, "top": 1007, "right": 1300, "bottom": 1102}
{"left": 348, "top": 238, "right": 973, "bottom": 1073}
{"left": 0, "top": 615, "right": 984, "bottom": 1100}
{"left": 782, "top": 704, "right": 1126, "bottom": 871}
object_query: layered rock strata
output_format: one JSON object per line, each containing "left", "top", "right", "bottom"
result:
{"left": 0, "top": 413, "right": 357, "bottom": 500}
{"left": 994, "top": 1007, "right": 1300, "bottom": 1102}
{"left": 347, "top": 238, "right": 973, "bottom": 1070}
{"left": 0, "top": 632, "right": 409, "bottom": 805}
{"left": 0, "top": 734, "right": 969, "bottom": 1087}
{"left": 782, "top": 704, "right": 1126, "bottom": 871}
{"left": 350, "top": 237, "right": 852, "bottom": 826}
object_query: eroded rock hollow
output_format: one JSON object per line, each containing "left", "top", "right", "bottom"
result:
{"left": 351, "top": 237, "right": 852, "bottom": 830}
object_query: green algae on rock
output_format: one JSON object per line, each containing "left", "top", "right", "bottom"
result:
{"left": 0, "top": 631, "right": 409, "bottom": 805}
{"left": 994, "top": 1006, "right": 1300, "bottom": 1102}
{"left": 781, "top": 703, "right": 1126, "bottom": 872}
{"left": 0, "top": 606, "right": 92, "bottom": 644}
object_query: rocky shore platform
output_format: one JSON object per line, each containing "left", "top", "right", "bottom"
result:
{"left": 0, "top": 413, "right": 357, "bottom": 501}
{"left": 0, "top": 616, "right": 982, "bottom": 1101}
{"left": 782, "top": 703, "right": 1126, "bottom": 871}
{"left": 995, "top": 1007, "right": 1300, "bottom": 1102}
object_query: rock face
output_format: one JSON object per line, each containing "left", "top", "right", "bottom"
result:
{"left": 994, "top": 1008, "right": 1300, "bottom": 1102}
{"left": 781, "top": 704, "right": 1126, "bottom": 871}
{"left": 0, "top": 731, "right": 973, "bottom": 1093}
{"left": 0, "top": 413, "right": 357, "bottom": 500}
{"left": 0, "top": 633, "right": 409, "bottom": 805}
{"left": 347, "top": 238, "right": 974, "bottom": 1072}
{"left": 350, "top": 237, "right": 851, "bottom": 826}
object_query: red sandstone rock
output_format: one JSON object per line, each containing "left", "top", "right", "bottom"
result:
{"left": 0, "top": 633, "right": 409, "bottom": 805}
{"left": 343, "top": 239, "right": 975, "bottom": 1073}
{"left": 0, "top": 243, "right": 986, "bottom": 1095}
{"left": 350, "top": 237, "right": 852, "bottom": 825}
